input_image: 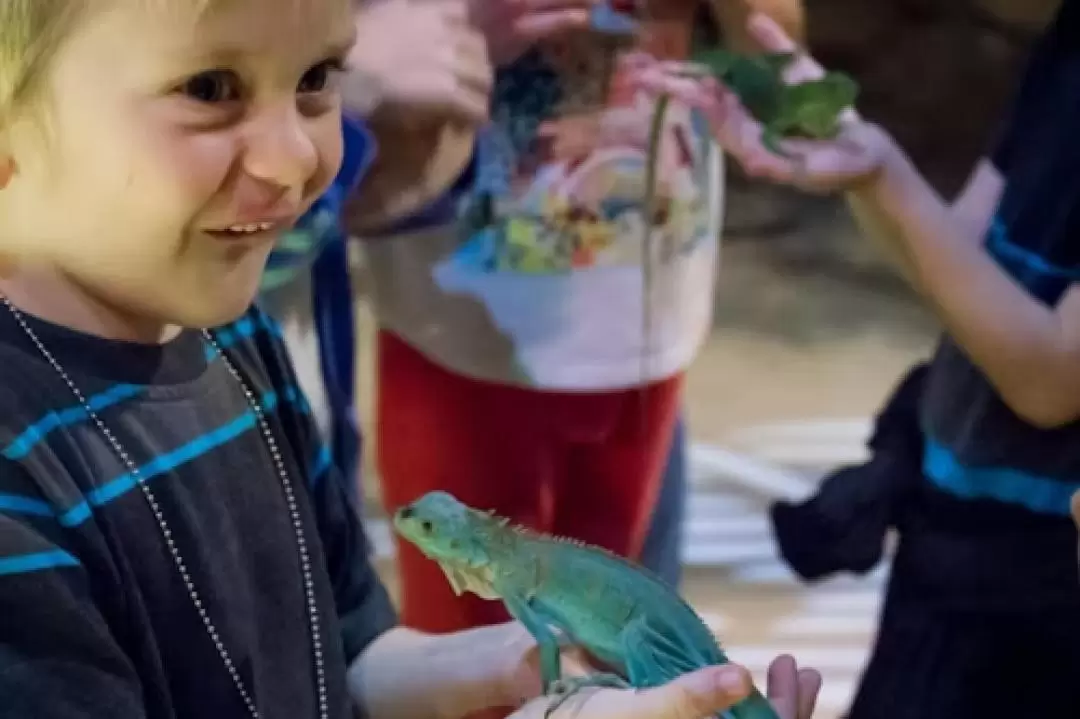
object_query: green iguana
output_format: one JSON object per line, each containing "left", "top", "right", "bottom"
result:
{"left": 687, "top": 48, "right": 860, "bottom": 155}
{"left": 393, "top": 491, "right": 781, "bottom": 719}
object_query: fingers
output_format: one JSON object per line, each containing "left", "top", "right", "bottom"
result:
{"left": 746, "top": 12, "right": 823, "bottom": 84}
{"left": 765, "top": 655, "right": 799, "bottom": 719}
{"left": 627, "top": 664, "right": 752, "bottom": 719}
{"left": 456, "top": 30, "right": 494, "bottom": 91}
{"left": 765, "top": 655, "right": 821, "bottom": 719}
{"left": 514, "top": 0, "right": 598, "bottom": 11}
{"left": 433, "top": 0, "right": 470, "bottom": 24}
{"left": 419, "top": 24, "right": 489, "bottom": 123}
{"left": 476, "top": 0, "right": 597, "bottom": 63}
{"left": 747, "top": 12, "right": 798, "bottom": 54}
{"left": 796, "top": 668, "right": 823, "bottom": 719}
{"left": 512, "top": 8, "right": 594, "bottom": 44}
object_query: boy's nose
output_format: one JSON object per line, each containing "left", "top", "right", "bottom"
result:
{"left": 244, "top": 111, "right": 319, "bottom": 190}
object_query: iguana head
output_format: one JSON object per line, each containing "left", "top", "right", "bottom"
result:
{"left": 392, "top": 491, "right": 505, "bottom": 598}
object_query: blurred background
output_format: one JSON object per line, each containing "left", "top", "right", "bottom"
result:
{"left": 307, "top": 1, "right": 1057, "bottom": 716}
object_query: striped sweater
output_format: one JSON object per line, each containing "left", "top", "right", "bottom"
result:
{"left": 0, "top": 304, "right": 397, "bottom": 719}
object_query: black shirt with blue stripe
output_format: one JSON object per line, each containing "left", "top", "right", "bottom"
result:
{"left": 912, "top": 0, "right": 1080, "bottom": 608}
{"left": 0, "top": 305, "right": 398, "bottom": 718}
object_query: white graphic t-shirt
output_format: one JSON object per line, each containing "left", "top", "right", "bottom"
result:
{"left": 361, "top": 0, "right": 723, "bottom": 391}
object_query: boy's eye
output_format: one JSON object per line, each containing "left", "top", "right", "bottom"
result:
{"left": 298, "top": 60, "right": 345, "bottom": 95}
{"left": 181, "top": 70, "right": 242, "bottom": 104}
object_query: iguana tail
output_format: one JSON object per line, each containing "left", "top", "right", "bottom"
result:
{"left": 640, "top": 92, "right": 669, "bottom": 390}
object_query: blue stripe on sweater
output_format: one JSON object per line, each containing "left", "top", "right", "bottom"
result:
{"left": 57, "top": 387, "right": 302, "bottom": 527}
{"left": 0, "top": 550, "right": 79, "bottom": 576}
{"left": 0, "top": 385, "right": 324, "bottom": 527}
{"left": 4, "top": 315, "right": 283, "bottom": 461}
{"left": 924, "top": 437, "right": 1080, "bottom": 516}
{"left": 2, "top": 384, "right": 146, "bottom": 461}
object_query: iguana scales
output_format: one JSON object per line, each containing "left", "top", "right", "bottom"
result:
{"left": 394, "top": 491, "right": 781, "bottom": 719}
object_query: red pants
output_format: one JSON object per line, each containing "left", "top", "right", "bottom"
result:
{"left": 376, "top": 329, "right": 683, "bottom": 633}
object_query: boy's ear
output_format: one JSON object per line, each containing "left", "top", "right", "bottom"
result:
{"left": 0, "top": 156, "right": 13, "bottom": 190}
{"left": 0, "top": 120, "right": 18, "bottom": 190}
{"left": 0, "top": 134, "right": 15, "bottom": 273}
{"left": 0, "top": 129, "right": 14, "bottom": 189}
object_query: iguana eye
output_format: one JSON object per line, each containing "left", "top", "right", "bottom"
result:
{"left": 421, "top": 521, "right": 434, "bottom": 533}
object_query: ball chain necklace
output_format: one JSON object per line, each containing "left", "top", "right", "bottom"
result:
{"left": 0, "top": 294, "right": 328, "bottom": 719}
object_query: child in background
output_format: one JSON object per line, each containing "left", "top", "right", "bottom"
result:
{"left": 641, "top": 5, "right": 1080, "bottom": 717}
{"left": 350, "top": 0, "right": 804, "bottom": 635}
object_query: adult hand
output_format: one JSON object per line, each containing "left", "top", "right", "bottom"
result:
{"left": 469, "top": 0, "right": 596, "bottom": 66}
{"left": 344, "top": 0, "right": 493, "bottom": 125}
{"left": 630, "top": 13, "right": 897, "bottom": 194}
{"left": 507, "top": 655, "right": 821, "bottom": 719}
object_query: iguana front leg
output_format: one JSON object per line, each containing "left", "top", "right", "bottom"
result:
{"left": 501, "top": 592, "right": 564, "bottom": 692}
{"left": 544, "top": 674, "right": 632, "bottom": 719}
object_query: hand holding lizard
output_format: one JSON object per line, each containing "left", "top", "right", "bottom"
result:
{"left": 631, "top": 13, "right": 897, "bottom": 194}
{"left": 507, "top": 654, "right": 821, "bottom": 719}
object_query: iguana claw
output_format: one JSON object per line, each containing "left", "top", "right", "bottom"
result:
{"left": 543, "top": 673, "right": 631, "bottom": 719}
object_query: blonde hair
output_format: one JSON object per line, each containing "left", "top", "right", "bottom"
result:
{"left": 0, "top": 2, "right": 87, "bottom": 116}
{"left": 0, "top": 0, "right": 221, "bottom": 118}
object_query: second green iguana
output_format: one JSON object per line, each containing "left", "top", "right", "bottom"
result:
{"left": 686, "top": 47, "right": 860, "bottom": 155}
{"left": 394, "top": 491, "right": 781, "bottom": 719}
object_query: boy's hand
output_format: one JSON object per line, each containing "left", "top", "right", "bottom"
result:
{"left": 345, "top": 0, "right": 493, "bottom": 125}
{"left": 470, "top": 0, "right": 596, "bottom": 66}
{"left": 508, "top": 655, "right": 821, "bottom": 719}
{"left": 631, "top": 13, "right": 896, "bottom": 194}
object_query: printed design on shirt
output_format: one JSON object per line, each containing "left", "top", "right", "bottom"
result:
{"left": 451, "top": 4, "right": 713, "bottom": 276}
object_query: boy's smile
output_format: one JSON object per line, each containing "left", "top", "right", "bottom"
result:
{"left": 0, "top": 0, "right": 355, "bottom": 342}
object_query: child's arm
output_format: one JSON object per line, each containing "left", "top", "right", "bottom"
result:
{"left": 844, "top": 139, "right": 1080, "bottom": 430}
{"left": 844, "top": 157, "right": 1004, "bottom": 286}
{"left": 638, "top": 13, "right": 1080, "bottom": 429}
{"left": 735, "top": 14, "right": 1076, "bottom": 429}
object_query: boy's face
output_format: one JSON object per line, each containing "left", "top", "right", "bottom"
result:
{"left": 0, "top": 0, "right": 354, "bottom": 331}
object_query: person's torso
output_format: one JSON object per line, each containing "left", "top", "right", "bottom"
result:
{"left": 362, "top": 0, "right": 724, "bottom": 390}
{"left": 0, "top": 308, "right": 353, "bottom": 719}
{"left": 911, "top": 1, "right": 1080, "bottom": 606}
